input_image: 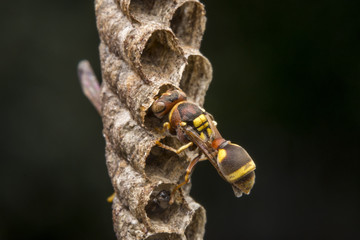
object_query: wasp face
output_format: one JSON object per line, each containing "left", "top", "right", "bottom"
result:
{"left": 151, "top": 90, "right": 187, "bottom": 118}
{"left": 216, "top": 142, "right": 256, "bottom": 195}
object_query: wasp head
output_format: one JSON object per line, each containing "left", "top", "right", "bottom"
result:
{"left": 151, "top": 89, "right": 187, "bottom": 118}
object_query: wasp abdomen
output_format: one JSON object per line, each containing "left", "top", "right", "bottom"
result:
{"left": 217, "top": 143, "right": 256, "bottom": 184}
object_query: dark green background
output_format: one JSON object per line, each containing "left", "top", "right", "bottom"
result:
{"left": 1, "top": 0, "right": 359, "bottom": 239}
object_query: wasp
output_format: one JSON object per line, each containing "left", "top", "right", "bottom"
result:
{"left": 151, "top": 89, "right": 256, "bottom": 204}
{"left": 145, "top": 190, "right": 171, "bottom": 214}
{"left": 78, "top": 60, "right": 256, "bottom": 205}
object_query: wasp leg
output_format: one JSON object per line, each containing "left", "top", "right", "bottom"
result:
{"left": 163, "top": 122, "right": 171, "bottom": 130}
{"left": 107, "top": 192, "right": 115, "bottom": 203}
{"left": 155, "top": 141, "right": 193, "bottom": 154}
{"left": 154, "top": 122, "right": 171, "bottom": 134}
{"left": 169, "top": 155, "right": 201, "bottom": 205}
{"left": 199, "top": 157, "right": 208, "bottom": 161}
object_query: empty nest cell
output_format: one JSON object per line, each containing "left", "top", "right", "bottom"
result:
{"left": 179, "top": 55, "right": 212, "bottom": 105}
{"left": 140, "top": 30, "right": 185, "bottom": 81}
{"left": 145, "top": 233, "right": 184, "bottom": 240}
{"left": 170, "top": 1, "right": 206, "bottom": 48}
{"left": 145, "top": 137, "right": 188, "bottom": 182}
{"left": 129, "top": 0, "right": 176, "bottom": 23}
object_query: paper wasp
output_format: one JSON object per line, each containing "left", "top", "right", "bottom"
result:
{"left": 78, "top": 60, "right": 256, "bottom": 205}
{"left": 151, "top": 89, "right": 256, "bottom": 203}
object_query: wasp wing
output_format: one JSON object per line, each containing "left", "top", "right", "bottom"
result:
{"left": 204, "top": 113, "right": 223, "bottom": 140}
{"left": 180, "top": 125, "right": 229, "bottom": 182}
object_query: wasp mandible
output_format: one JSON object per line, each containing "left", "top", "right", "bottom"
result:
{"left": 151, "top": 89, "right": 256, "bottom": 203}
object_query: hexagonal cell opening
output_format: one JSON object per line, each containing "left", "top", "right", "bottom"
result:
{"left": 145, "top": 183, "right": 192, "bottom": 233}
{"left": 170, "top": 1, "right": 206, "bottom": 48}
{"left": 185, "top": 206, "right": 206, "bottom": 240}
{"left": 145, "top": 137, "right": 188, "bottom": 182}
{"left": 145, "top": 233, "right": 183, "bottom": 240}
{"left": 141, "top": 30, "right": 184, "bottom": 81}
{"left": 145, "top": 184, "right": 179, "bottom": 222}
{"left": 129, "top": 0, "right": 176, "bottom": 23}
{"left": 145, "top": 185, "right": 171, "bottom": 217}
{"left": 144, "top": 84, "right": 176, "bottom": 129}
{"left": 179, "top": 55, "right": 212, "bottom": 105}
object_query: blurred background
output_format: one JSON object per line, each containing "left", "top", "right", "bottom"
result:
{"left": 1, "top": 0, "right": 359, "bottom": 239}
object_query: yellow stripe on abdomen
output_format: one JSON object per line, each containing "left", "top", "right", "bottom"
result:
{"left": 217, "top": 149, "right": 227, "bottom": 163}
{"left": 225, "top": 161, "right": 256, "bottom": 183}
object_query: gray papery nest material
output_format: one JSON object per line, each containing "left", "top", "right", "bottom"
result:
{"left": 81, "top": 0, "right": 214, "bottom": 239}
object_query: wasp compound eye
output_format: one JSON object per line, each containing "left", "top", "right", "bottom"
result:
{"left": 151, "top": 101, "right": 166, "bottom": 117}
{"left": 217, "top": 143, "right": 256, "bottom": 194}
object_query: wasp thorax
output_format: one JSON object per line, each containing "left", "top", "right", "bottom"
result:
{"left": 216, "top": 142, "right": 256, "bottom": 194}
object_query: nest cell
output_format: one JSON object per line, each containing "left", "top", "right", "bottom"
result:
{"left": 179, "top": 55, "right": 212, "bottom": 105}
{"left": 145, "top": 183, "right": 186, "bottom": 224}
{"left": 129, "top": 0, "right": 176, "bottom": 23}
{"left": 144, "top": 84, "right": 179, "bottom": 129}
{"left": 145, "top": 137, "right": 188, "bottom": 182}
{"left": 145, "top": 183, "right": 193, "bottom": 234}
{"left": 170, "top": 1, "right": 206, "bottom": 48}
{"left": 185, "top": 205, "right": 206, "bottom": 240}
{"left": 140, "top": 30, "right": 184, "bottom": 81}
{"left": 145, "top": 233, "right": 184, "bottom": 240}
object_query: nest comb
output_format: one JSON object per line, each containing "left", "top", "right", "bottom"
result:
{"left": 95, "top": 0, "right": 213, "bottom": 239}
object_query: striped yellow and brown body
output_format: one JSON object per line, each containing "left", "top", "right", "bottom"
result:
{"left": 151, "top": 89, "right": 256, "bottom": 198}
{"left": 215, "top": 141, "right": 256, "bottom": 195}
{"left": 168, "top": 102, "right": 213, "bottom": 142}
